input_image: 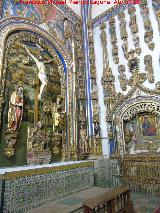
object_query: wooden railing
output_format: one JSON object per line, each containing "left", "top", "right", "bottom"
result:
{"left": 83, "top": 186, "right": 134, "bottom": 213}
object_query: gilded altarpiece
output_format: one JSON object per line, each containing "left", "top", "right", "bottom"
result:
{"left": 0, "top": 29, "right": 70, "bottom": 166}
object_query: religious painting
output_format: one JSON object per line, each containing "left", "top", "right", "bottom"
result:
{"left": 124, "top": 113, "right": 160, "bottom": 145}
{"left": 141, "top": 115, "right": 157, "bottom": 136}
{"left": 138, "top": 113, "right": 160, "bottom": 142}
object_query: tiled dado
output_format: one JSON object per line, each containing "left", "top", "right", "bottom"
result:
{"left": 0, "top": 161, "right": 94, "bottom": 213}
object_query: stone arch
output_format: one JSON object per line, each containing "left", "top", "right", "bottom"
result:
{"left": 0, "top": 17, "right": 72, "bottom": 75}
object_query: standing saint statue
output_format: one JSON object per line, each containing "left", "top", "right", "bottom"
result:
{"left": 51, "top": 103, "right": 60, "bottom": 134}
{"left": 8, "top": 86, "right": 23, "bottom": 130}
{"left": 23, "top": 44, "right": 48, "bottom": 100}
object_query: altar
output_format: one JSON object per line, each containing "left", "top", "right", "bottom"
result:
{"left": 0, "top": 161, "right": 94, "bottom": 213}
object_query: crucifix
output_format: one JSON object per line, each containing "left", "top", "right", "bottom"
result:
{"left": 23, "top": 44, "right": 52, "bottom": 126}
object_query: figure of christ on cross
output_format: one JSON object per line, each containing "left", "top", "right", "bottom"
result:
{"left": 23, "top": 44, "right": 52, "bottom": 100}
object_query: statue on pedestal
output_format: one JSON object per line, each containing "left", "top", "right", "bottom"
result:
{"left": 8, "top": 86, "right": 23, "bottom": 130}
{"left": 80, "top": 124, "right": 89, "bottom": 155}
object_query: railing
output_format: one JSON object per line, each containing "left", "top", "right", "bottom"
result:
{"left": 122, "top": 154, "right": 160, "bottom": 196}
{"left": 83, "top": 186, "right": 133, "bottom": 213}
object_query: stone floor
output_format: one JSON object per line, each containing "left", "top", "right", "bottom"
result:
{"left": 28, "top": 187, "right": 160, "bottom": 213}
{"left": 132, "top": 194, "right": 160, "bottom": 213}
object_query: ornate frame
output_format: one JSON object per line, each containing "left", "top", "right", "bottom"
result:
{"left": 114, "top": 95, "right": 160, "bottom": 156}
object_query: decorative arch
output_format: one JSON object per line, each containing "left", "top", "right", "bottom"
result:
{"left": 0, "top": 17, "right": 72, "bottom": 74}
{"left": 114, "top": 96, "right": 160, "bottom": 155}
{"left": 0, "top": 18, "right": 72, "bottom": 115}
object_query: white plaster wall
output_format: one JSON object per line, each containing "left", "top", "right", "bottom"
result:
{"left": 93, "top": 2, "right": 160, "bottom": 154}
{"left": 94, "top": 3, "right": 160, "bottom": 94}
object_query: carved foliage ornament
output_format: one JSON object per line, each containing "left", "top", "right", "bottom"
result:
{"left": 123, "top": 102, "right": 160, "bottom": 121}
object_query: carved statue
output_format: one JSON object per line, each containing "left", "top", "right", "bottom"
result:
{"left": 94, "top": 122, "right": 101, "bottom": 138}
{"left": 8, "top": 86, "right": 23, "bottom": 130}
{"left": 32, "top": 121, "right": 50, "bottom": 151}
{"left": 118, "top": 12, "right": 128, "bottom": 40}
{"left": 64, "top": 18, "right": 72, "bottom": 39}
{"left": 112, "top": 44, "right": 119, "bottom": 64}
{"left": 128, "top": 50, "right": 139, "bottom": 73}
{"left": 140, "top": 2, "right": 154, "bottom": 50}
{"left": 80, "top": 124, "right": 88, "bottom": 154}
{"left": 109, "top": 17, "right": 116, "bottom": 35}
{"left": 51, "top": 103, "right": 60, "bottom": 134}
{"left": 128, "top": 6, "right": 136, "bottom": 15}
{"left": 144, "top": 55, "right": 154, "bottom": 83}
{"left": 140, "top": 2, "right": 149, "bottom": 16}
{"left": 79, "top": 75, "right": 84, "bottom": 88}
{"left": 42, "top": 101, "right": 52, "bottom": 126}
{"left": 144, "top": 19, "right": 151, "bottom": 31}
{"left": 23, "top": 45, "right": 48, "bottom": 100}
{"left": 144, "top": 31, "right": 153, "bottom": 43}
{"left": 133, "top": 33, "right": 139, "bottom": 48}
{"left": 122, "top": 38, "right": 129, "bottom": 59}
{"left": 118, "top": 65, "right": 127, "bottom": 91}
{"left": 109, "top": 17, "right": 119, "bottom": 64}
{"left": 129, "top": 15, "right": 138, "bottom": 34}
